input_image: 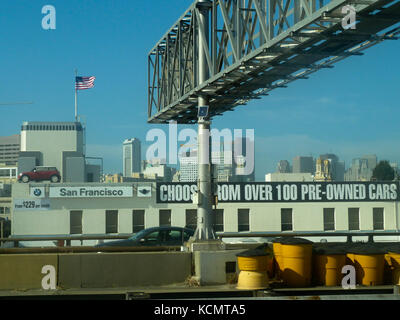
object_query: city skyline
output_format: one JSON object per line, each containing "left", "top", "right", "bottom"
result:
{"left": 3, "top": 0, "right": 400, "bottom": 300}
{"left": 1, "top": 1, "right": 400, "bottom": 181}
{"left": 1, "top": 127, "right": 398, "bottom": 182}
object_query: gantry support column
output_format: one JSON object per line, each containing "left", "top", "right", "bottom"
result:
{"left": 194, "top": 0, "right": 216, "bottom": 241}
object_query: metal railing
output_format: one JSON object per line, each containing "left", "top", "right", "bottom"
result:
{"left": 2, "top": 230, "right": 400, "bottom": 248}
{"left": 0, "top": 234, "right": 132, "bottom": 248}
{"left": 0, "top": 245, "right": 182, "bottom": 255}
{"left": 216, "top": 230, "right": 400, "bottom": 243}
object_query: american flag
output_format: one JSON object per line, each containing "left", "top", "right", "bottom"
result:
{"left": 75, "top": 76, "right": 96, "bottom": 90}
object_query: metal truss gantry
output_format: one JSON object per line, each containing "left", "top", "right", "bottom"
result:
{"left": 148, "top": 0, "right": 400, "bottom": 124}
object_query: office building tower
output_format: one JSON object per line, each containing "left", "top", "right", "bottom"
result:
{"left": 314, "top": 158, "right": 332, "bottom": 182}
{"left": 123, "top": 138, "right": 141, "bottom": 177}
{"left": 179, "top": 150, "right": 198, "bottom": 182}
{"left": 292, "top": 156, "right": 314, "bottom": 174}
{"left": 363, "top": 154, "right": 378, "bottom": 171}
{"left": 19, "top": 121, "right": 99, "bottom": 182}
{"left": 319, "top": 153, "right": 345, "bottom": 181}
{"left": 344, "top": 155, "right": 377, "bottom": 181}
{"left": 0, "top": 134, "right": 20, "bottom": 164}
{"left": 233, "top": 136, "right": 255, "bottom": 182}
{"left": 277, "top": 160, "right": 291, "bottom": 173}
{"left": 178, "top": 136, "right": 255, "bottom": 182}
{"left": 142, "top": 158, "right": 175, "bottom": 182}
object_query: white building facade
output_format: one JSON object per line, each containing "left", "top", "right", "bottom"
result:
{"left": 123, "top": 138, "right": 141, "bottom": 177}
{"left": 10, "top": 181, "right": 400, "bottom": 243}
{"left": 18, "top": 121, "right": 100, "bottom": 182}
{"left": 20, "top": 122, "right": 84, "bottom": 171}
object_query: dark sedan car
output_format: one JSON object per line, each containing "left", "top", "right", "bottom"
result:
{"left": 95, "top": 226, "right": 195, "bottom": 247}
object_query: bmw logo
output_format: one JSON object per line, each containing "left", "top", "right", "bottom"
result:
{"left": 33, "top": 189, "right": 42, "bottom": 197}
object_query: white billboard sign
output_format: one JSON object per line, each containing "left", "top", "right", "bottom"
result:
{"left": 49, "top": 186, "right": 133, "bottom": 198}
{"left": 14, "top": 199, "right": 51, "bottom": 211}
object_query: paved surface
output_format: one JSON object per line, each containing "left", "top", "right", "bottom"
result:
{"left": 0, "top": 283, "right": 398, "bottom": 300}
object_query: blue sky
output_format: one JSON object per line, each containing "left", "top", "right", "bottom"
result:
{"left": 1, "top": 0, "right": 400, "bottom": 180}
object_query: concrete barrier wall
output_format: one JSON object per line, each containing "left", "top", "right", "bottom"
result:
{"left": 58, "top": 252, "right": 192, "bottom": 289}
{"left": 0, "top": 252, "right": 192, "bottom": 290}
{"left": 194, "top": 250, "right": 243, "bottom": 285}
{"left": 0, "top": 254, "right": 58, "bottom": 290}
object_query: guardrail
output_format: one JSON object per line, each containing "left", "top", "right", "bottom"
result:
{"left": 0, "top": 234, "right": 132, "bottom": 248}
{"left": 216, "top": 231, "right": 400, "bottom": 243}
{"left": 2, "top": 230, "right": 400, "bottom": 249}
{"left": 0, "top": 245, "right": 182, "bottom": 254}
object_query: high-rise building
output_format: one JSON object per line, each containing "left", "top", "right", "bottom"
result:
{"left": 123, "top": 138, "right": 141, "bottom": 177}
{"left": 277, "top": 160, "right": 291, "bottom": 173}
{"left": 314, "top": 158, "right": 332, "bottom": 182}
{"left": 178, "top": 136, "right": 255, "bottom": 182}
{"left": 390, "top": 162, "right": 399, "bottom": 178}
{"left": 292, "top": 156, "right": 314, "bottom": 174}
{"left": 233, "top": 136, "right": 255, "bottom": 182}
{"left": 363, "top": 154, "right": 378, "bottom": 171}
{"left": 344, "top": 155, "right": 377, "bottom": 181}
{"left": 142, "top": 158, "right": 175, "bottom": 182}
{"left": 19, "top": 121, "right": 99, "bottom": 182}
{"left": 0, "top": 134, "right": 20, "bottom": 164}
{"left": 179, "top": 150, "right": 198, "bottom": 182}
{"left": 319, "top": 154, "right": 345, "bottom": 181}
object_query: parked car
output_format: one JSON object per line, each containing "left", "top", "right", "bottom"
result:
{"left": 95, "top": 226, "right": 195, "bottom": 247}
{"left": 18, "top": 166, "right": 61, "bottom": 183}
{"left": 0, "top": 241, "right": 26, "bottom": 248}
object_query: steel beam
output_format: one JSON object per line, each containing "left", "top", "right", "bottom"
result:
{"left": 148, "top": 0, "right": 400, "bottom": 123}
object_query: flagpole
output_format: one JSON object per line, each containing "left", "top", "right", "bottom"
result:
{"left": 74, "top": 69, "right": 78, "bottom": 122}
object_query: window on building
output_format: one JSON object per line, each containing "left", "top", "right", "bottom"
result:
{"left": 185, "top": 209, "right": 197, "bottom": 231}
{"left": 87, "top": 173, "right": 94, "bottom": 182}
{"left": 132, "top": 210, "right": 145, "bottom": 233}
{"left": 373, "top": 208, "right": 384, "bottom": 230}
{"left": 106, "top": 210, "right": 118, "bottom": 234}
{"left": 348, "top": 208, "right": 360, "bottom": 231}
{"left": 70, "top": 210, "right": 82, "bottom": 234}
{"left": 159, "top": 209, "right": 171, "bottom": 227}
{"left": 213, "top": 209, "right": 224, "bottom": 232}
{"left": 281, "top": 208, "right": 293, "bottom": 231}
{"left": 238, "top": 209, "right": 250, "bottom": 232}
{"left": 323, "top": 208, "right": 335, "bottom": 231}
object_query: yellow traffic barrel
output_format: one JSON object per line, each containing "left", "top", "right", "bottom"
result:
{"left": 348, "top": 246, "right": 385, "bottom": 286}
{"left": 253, "top": 243, "right": 274, "bottom": 278}
{"left": 236, "top": 247, "right": 270, "bottom": 290}
{"left": 272, "top": 238, "right": 284, "bottom": 280}
{"left": 346, "top": 252, "right": 356, "bottom": 265}
{"left": 386, "top": 245, "right": 400, "bottom": 285}
{"left": 313, "top": 247, "right": 346, "bottom": 287}
{"left": 280, "top": 237, "right": 313, "bottom": 288}
{"left": 345, "top": 243, "right": 366, "bottom": 267}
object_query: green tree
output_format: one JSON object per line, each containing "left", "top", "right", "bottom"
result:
{"left": 372, "top": 160, "right": 395, "bottom": 181}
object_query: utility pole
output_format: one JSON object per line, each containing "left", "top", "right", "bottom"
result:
{"left": 193, "top": 0, "right": 216, "bottom": 241}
